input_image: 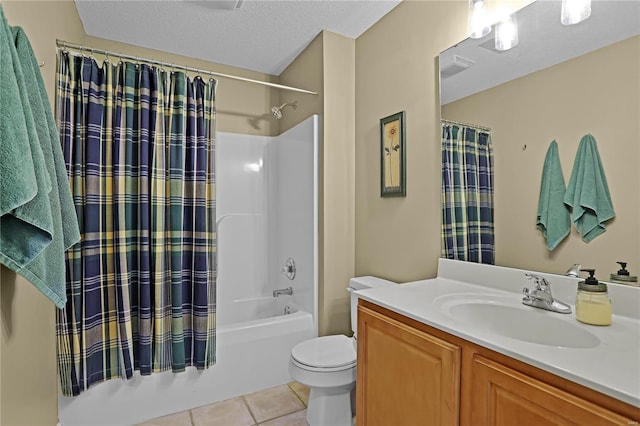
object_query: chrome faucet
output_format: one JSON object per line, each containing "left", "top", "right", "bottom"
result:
{"left": 522, "top": 274, "right": 571, "bottom": 314}
{"left": 565, "top": 263, "right": 581, "bottom": 277}
{"left": 273, "top": 287, "right": 293, "bottom": 297}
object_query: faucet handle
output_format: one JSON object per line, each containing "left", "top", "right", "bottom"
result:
{"left": 525, "top": 273, "right": 551, "bottom": 293}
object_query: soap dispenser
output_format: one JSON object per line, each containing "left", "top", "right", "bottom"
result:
{"left": 610, "top": 261, "right": 638, "bottom": 286}
{"left": 575, "top": 269, "right": 612, "bottom": 326}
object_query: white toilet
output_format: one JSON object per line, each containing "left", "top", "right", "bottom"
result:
{"left": 289, "top": 276, "right": 395, "bottom": 426}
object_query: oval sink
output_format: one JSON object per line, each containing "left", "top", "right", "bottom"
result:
{"left": 448, "top": 302, "right": 600, "bottom": 348}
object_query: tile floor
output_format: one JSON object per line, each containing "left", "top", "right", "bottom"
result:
{"left": 138, "top": 382, "right": 311, "bottom": 426}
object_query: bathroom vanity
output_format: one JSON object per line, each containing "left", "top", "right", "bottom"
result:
{"left": 355, "top": 259, "right": 640, "bottom": 425}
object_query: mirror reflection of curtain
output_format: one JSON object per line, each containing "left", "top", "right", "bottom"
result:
{"left": 55, "top": 52, "right": 217, "bottom": 396}
{"left": 441, "top": 121, "right": 494, "bottom": 264}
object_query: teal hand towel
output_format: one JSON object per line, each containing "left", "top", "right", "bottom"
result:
{"left": 0, "top": 7, "right": 54, "bottom": 268}
{"left": 536, "top": 141, "right": 571, "bottom": 250}
{"left": 563, "top": 134, "right": 615, "bottom": 243}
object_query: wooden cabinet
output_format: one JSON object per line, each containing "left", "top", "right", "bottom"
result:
{"left": 357, "top": 300, "right": 640, "bottom": 426}
{"left": 356, "top": 303, "right": 461, "bottom": 426}
{"left": 470, "top": 355, "right": 633, "bottom": 426}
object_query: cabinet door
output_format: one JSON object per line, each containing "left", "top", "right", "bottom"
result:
{"left": 357, "top": 305, "right": 461, "bottom": 426}
{"left": 469, "top": 355, "right": 634, "bottom": 426}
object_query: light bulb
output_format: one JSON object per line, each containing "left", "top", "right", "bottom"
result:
{"left": 468, "top": 0, "right": 491, "bottom": 39}
{"left": 495, "top": 13, "right": 518, "bottom": 51}
{"left": 561, "top": 0, "right": 591, "bottom": 25}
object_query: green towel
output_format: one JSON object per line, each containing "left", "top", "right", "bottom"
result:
{"left": 0, "top": 7, "right": 54, "bottom": 267}
{"left": 536, "top": 141, "right": 571, "bottom": 250}
{"left": 564, "top": 134, "right": 615, "bottom": 243}
{"left": 0, "top": 8, "right": 81, "bottom": 307}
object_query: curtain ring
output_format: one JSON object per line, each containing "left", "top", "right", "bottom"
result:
{"left": 104, "top": 51, "right": 110, "bottom": 64}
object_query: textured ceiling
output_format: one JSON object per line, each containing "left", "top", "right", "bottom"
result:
{"left": 75, "top": 0, "right": 401, "bottom": 75}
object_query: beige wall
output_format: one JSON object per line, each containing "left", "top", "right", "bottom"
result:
{"left": 319, "top": 32, "right": 356, "bottom": 335}
{"left": 280, "top": 32, "right": 356, "bottom": 336}
{"left": 355, "top": 1, "right": 468, "bottom": 283}
{"left": 442, "top": 36, "right": 640, "bottom": 277}
{"left": 278, "top": 34, "right": 324, "bottom": 135}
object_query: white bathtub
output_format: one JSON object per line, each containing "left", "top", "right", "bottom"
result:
{"left": 58, "top": 305, "right": 315, "bottom": 426}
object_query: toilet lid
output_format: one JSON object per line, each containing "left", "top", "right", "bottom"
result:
{"left": 291, "top": 335, "right": 356, "bottom": 369}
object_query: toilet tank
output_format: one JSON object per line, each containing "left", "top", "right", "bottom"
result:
{"left": 348, "top": 276, "right": 395, "bottom": 337}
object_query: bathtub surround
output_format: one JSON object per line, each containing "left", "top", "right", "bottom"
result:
{"left": 217, "top": 116, "right": 318, "bottom": 327}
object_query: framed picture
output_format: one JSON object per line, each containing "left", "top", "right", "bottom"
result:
{"left": 380, "top": 111, "right": 406, "bottom": 197}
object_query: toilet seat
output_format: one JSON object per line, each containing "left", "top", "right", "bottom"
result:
{"left": 290, "top": 335, "right": 356, "bottom": 372}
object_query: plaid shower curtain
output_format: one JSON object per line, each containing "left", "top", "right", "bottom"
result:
{"left": 55, "top": 52, "right": 217, "bottom": 396}
{"left": 441, "top": 122, "right": 494, "bottom": 264}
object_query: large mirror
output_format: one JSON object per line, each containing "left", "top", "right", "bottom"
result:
{"left": 439, "top": 0, "right": 640, "bottom": 277}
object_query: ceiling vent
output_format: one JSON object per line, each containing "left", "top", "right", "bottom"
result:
{"left": 185, "top": 0, "right": 244, "bottom": 10}
{"left": 440, "top": 55, "right": 475, "bottom": 78}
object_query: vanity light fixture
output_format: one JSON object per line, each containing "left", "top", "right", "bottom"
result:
{"left": 494, "top": 13, "right": 518, "bottom": 51}
{"left": 468, "top": 0, "right": 492, "bottom": 39}
{"left": 561, "top": 0, "right": 591, "bottom": 25}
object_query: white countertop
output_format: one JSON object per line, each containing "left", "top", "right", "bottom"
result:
{"left": 356, "top": 259, "right": 640, "bottom": 407}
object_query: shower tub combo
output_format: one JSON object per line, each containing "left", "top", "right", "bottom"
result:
{"left": 58, "top": 116, "right": 319, "bottom": 425}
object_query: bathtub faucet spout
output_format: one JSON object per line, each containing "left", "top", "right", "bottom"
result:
{"left": 273, "top": 287, "right": 293, "bottom": 297}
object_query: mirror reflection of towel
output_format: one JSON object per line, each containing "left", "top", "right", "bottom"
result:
{"left": 536, "top": 141, "right": 571, "bottom": 250}
{"left": 564, "top": 134, "right": 615, "bottom": 243}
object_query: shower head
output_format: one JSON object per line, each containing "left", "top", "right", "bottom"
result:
{"left": 271, "top": 101, "right": 297, "bottom": 120}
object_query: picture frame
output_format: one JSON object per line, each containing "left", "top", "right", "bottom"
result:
{"left": 380, "top": 111, "right": 406, "bottom": 197}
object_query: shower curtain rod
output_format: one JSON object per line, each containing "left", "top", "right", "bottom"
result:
{"left": 441, "top": 118, "right": 491, "bottom": 133}
{"left": 55, "top": 40, "right": 318, "bottom": 96}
